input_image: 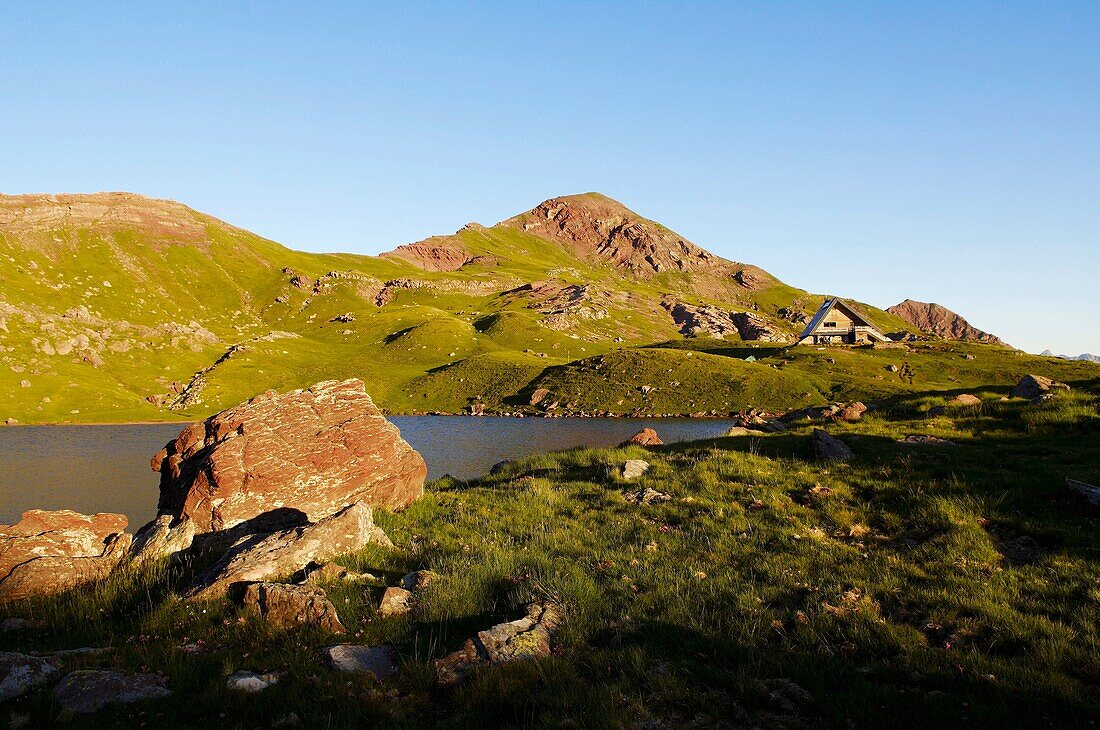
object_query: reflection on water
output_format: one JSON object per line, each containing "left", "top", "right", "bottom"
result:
{"left": 0, "top": 417, "right": 740, "bottom": 529}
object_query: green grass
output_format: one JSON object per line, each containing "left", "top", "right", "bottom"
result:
{"left": 3, "top": 388, "right": 1100, "bottom": 726}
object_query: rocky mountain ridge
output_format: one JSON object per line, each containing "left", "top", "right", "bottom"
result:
{"left": 887, "top": 299, "right": 1005, "bottom": 346}
{"left": 1, "top": 190, "right": 1047, "bottom": 424}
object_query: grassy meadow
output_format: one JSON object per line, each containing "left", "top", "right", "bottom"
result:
{"left": 3, "top": 379, "right": 1099, "bottom": 727}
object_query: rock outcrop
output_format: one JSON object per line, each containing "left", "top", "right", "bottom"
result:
{"left": 129, "top": 515, "right": 197, "bottom": 566}
{"left": 379, "top": 227, "right": 488, "bottom": 272}
{"left": 0, "top": 510, "right": 130, "bottom": 604}
{"left": 53, "top": 670, "right": 171, "bottom": 714}
{"left": 661, "top": 300, "right": 788, "bottom": 342}
{"left": 153, "top": 379, "right": 426, "bottom": 532}
{"left": 435, "top": 603, "right": 563, "bottom": 686}
{"left": 1011, "top": 374, "right": 1070, "bottom": 400}
{"left": 186, "top": 502, "right": 383, "bottom": 601}
{"left": 234, "top": 581, "right": 345, "bottom": 632}
{"left": 887, "top": 300, "right": 1004, "bottom": 345}
{"left": 1, "top": 651, "right": 60, "bottom": 702}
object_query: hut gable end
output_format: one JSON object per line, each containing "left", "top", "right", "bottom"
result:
{"left": 799, "top": 298, "right": 889, "bottom": 345}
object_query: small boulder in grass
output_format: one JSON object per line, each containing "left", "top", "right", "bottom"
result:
{"left": 234, "top": 581, "right": 345, "bottom": 632}
{"left": 1, "top": 651, "right": 59, "bottom": 702}
{"left": 435, "top": 603, "right": 562, "bottom": 686}
{"left": 53, "top": 670, "right": 171, "bottom": 714}
{"left": 812, "top": 430, "right": 852, "bottom": 461}
{"left": 622, "top": 460, "right": 650, "bottom": 479}
{"left": 323, "top": 644, "right": 399, "bottom": 679}
{"left": 621, "top": 428, "right": 663, "bottom": 447}
{"left": 1011, "top": 374, "right": 1069, "bottom": 401}
{"left": 950, "top": 394, "right": 982, "bottom": 406}
{"left": 226, "top": 670, "right": 282, "bottom": 693}
{"left": 400, "top": 570, "right": 438, "bottom": 592}
{"left": 834, "top": 402, "right": 867, "bottom": 422}
{"left": 377, "top": 587, "right": 413, "bottom": 618}
{"left": 623, "top": 487, "right": 672, "bottom": 506}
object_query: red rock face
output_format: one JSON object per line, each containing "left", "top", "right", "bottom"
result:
{"left": 0, "top": 510, "right": 130, "bottom": 604}
{"left": 379, "top": 234, "right": 472, "bottom": 272}
{"left": 886, "top": 299, "right": 1004, "bottom": 345}
{"left": 153, "top": 379, "right": 426, "bottom": 532}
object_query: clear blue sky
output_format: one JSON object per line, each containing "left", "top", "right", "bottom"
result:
{"left": 2, "top": 2, "right": 1097, "bottom": 354}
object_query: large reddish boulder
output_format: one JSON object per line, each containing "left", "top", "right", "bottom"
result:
{"left": 621, "top": 428, "right": 663, "bottom": 447}
{"left": 152, "top": 379, "right": 426, "bottom": 532}
{"left": 0, "top": 510, "right": 130, "bottom": 604}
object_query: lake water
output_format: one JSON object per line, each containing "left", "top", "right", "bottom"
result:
{"left": 0, "top": 417, "right": 739, "bottom": 530}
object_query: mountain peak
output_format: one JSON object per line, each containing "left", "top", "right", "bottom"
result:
{"left": 887, "top": 299, "right": 1005, "bottom": 345}
{"left": 500, "top": 193, "right": 745, "bottom": 279}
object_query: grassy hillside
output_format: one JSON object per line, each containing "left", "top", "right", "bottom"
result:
{"left": 3, "top": 380, "right": 1098, "bottom": 727}
{"left": 2, "top": 192, "right": 1095, "bottom": 424}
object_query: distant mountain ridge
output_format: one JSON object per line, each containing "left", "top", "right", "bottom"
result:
{"left": 886, "top": 299, "right": 1005, "bottom": 346}
{"left": 3, "top": 190, "right": 1054, "bottom": 424}
{"left": 1041, "top": 350, "right": 1100, "bottom": 363}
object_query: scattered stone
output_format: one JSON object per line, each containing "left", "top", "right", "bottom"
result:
{"left": 436, "top": 603, "right": 562, "bottom": 686}
{"left": 152, "top": 379, "right": 426, "bottom": 533}
{"left": 400, "top": 570, "right": 438, "bottom": 592}
{"left": 528, "top": 388, "right": 550, "bottom": 406}
{"left": 18, "top": 380, "right": 29, "bottom": 388}
{"left": 129, "top": 515, "right": 197, "bottom": 566}
{"left": 621, "top": 428, "right": 663, "bottom": 447}
{"left": 187, "top": 502, "right": 385, "bottom": 600}
{"left": 623, "top": 487, "right": 672, "bottom": 506}
{"left": 950, "top": 394, "right": 982, "bottom": 406}
{"left": 898, "top": 435, "right": 958, "bottom": 446}
{"left": 226, "top": 670, "right": 282, "bottom": 693}
{"left": 1068, "top": 479, "right": 1100, "bottom": 508}
{"left": 724, "top": 426, "right": 756, "bottom": 437}
{"left": 1011, "top": 374, "right": 1069, "bottom": 401}
{"left": 377, "top": 587, "right": 413, "bottom": 618}
{"left": 0, "top": 510, "right": 131, "bottom": 604}
{"left": 235, "top": 582, "right": 345, "bottom": 632}
{"left": 0, "top": 652, "right": 59, "bottom": 702}
{"left": 621, "top": 460, "right": 650, "bottom": 479}
{"left": 322, "top": 644, "right": 398, "bottom": 680}
{"left": 812, "top": 430, "right": 852, "bottom": 461}
{"left": 886, "top": 364, "right": 899, "bottom": 373}
{"left": 1, "top": 617, "right": 29, "bottom": 633}
{"left": 834, "top": 402, "right": 867, "bottom": 422}
{"left": 53, "top": 670, "right": 170, "bottom": 714}
{"left": 295, "top": 561, "right": 360, "bottom": 584}
{"left": 3, "top": 419, "right": 16, "bottom": 427}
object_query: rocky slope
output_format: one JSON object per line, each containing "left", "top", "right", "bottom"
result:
{"left": 887, "top": 299, "right": 1005, "bottom": 345}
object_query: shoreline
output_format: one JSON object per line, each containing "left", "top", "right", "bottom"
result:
{"left": 1, "top": 413, "right": 750, "bottom": 428}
